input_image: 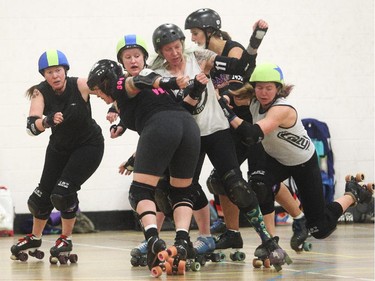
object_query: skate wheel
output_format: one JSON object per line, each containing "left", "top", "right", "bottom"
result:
{"left": 130, "top": 257, "right": 139, "bottom": 266}
{"left": 164, "top": 261, "right": 172, "bottom": 274}
{"left": 252, "top": 258, "right": 262, "bottom": 268}
{"left": 58, "top": 255, "right": 68, "bottom": 265}
{"left": 50, "top": 256, "right": 58, "bottom": 265}
{"left": 151, "top": 266, "right": 163, "bottom": 277}
{"left": 158, "top": 250, "right": 169, "bottom": 262}
{"left": 356, "top": 173, "right": 365, "bottom": 182}
{"left": 10, "top": 254, "right": 18, "bottom": 261}
{"left": 345, "top": 175, "right": 353, "bottom": 182}
{"left": 18, "top": 252, "right": 28, "bottom": 262}
{"left": 69, "top": 254, "right": 78, "bottom": 263}
{"left": 139, "top": 257, "right": 147, "bottom": 267}
{"left": 211, "top": 253, "right": 221, "bottom": 262}
{"left": 196, "top": 255, "right": 206, "bottom": 266}
{"left": 177, "top": 260, "right": 186, "bottom": 275}
{"left": 30, "top": 249, "right": 44, "bottom": 260}
{"left": 190, "top": 261, "right": 201, "bottom": 271}
{"left": 167, "top": 257, "right": 174, "bottom": 265}
{"left": 303, "top": 242, "right": 312, "bottom": 251}
{"left": 273, "top": 263, "right": 282, "bottom": 272}
{"left": 219, "top": 252, "right": 226, "bottom": 261}
{"left": 367, "top": 183, "right": 375, "bottom": 192}
{"left": 263, "top": 259, "right": 271, "bottom": 268}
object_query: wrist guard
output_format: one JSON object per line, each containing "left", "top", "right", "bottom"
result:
{"left": 42, "top": 112, "right": 56, "bottom": 128}
{"left": 249, "top": 26, "right": 268, "bottom": 50}
{"left": 184, "top": 76, "right": 207, "bottom": 100}
{"left": 218, "top": 97, "right": 237, "bottom": 121}
{"left": 159, "top": 77, "right": 179, "bottom": 90}
{"left": 124, "top": 155, "right": 135, "bottom": 171}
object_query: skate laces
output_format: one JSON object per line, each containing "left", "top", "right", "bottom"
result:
{"left": 55, "top": 235, "right": 70, "bottom": 247}
{"left": 137, "top": 240, "right": 148, "bottom": 252}
{"left": 194, "top": 236, "right": 215, "bottom": 252}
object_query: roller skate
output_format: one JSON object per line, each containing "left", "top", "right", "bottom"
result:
{"left": 209, "top": 229, "right": 246, "bottom": 262}
{"left": 290, "top": 216, "right": 312, "bottom": 252}
{"left": 10, "top": 234, "right": 44, "bottom": 262}
{"left": 130, "top": 240, "right": 147, "bottom": 267}
{"left": 147, "top": 237, "right": 170, "bottom": 277}
{"left": 193, "top": 236, "right": 215, "bottom": 266}
{"left": 157, "top": 238, "right": 200, "bottom": 275}
{"left": 345, "top": 173, "right": 374, "bottom": 206}
{"left": 253, "top": 236, "right": 292, "bottom": 272}
{"left": 49, "top": 235, "right": 78, "bottom": 265}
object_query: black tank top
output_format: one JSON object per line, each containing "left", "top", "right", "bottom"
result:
{"left": 116, "top": 87, "right": 185, "bottom": 134}
{"left": 37, "top": 77, "right": 103, "bottom": 151}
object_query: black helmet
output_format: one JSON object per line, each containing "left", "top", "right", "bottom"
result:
{"left": 87, "top": 59, "right": 123, "bottom": 99}
{"left": 152, "top": 23, "right": 185, "bottom": 52}
{"left": 185, "top": 8, "right": 221, "bottom": 30}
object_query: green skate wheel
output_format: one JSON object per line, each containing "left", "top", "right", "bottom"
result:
{"left": 303, "top": 242, "right": 312, "bottom": 251}
{"left": 190, "top": 261, "right": 201, "bottom": 271}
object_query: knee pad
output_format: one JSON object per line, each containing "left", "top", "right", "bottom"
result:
{"left": 206, "top": 169, "right": 226, "bottom": 195}
{"left": 168, "top": 185, "right": 195, "bottom": 211}
{"left": 222, "top": 168, "right": 258, "bottom": 211}
{"left": 128, "top": 181, "right": 156, "bottom": 211}
{"left": 50, "top": 192, "right": 79, "bottom": 219}
{"left": 191, "top": 183, "right": 208, "bottom": 210}
{"left": 308, "top": 202, "right": 341, "bottom": 239}
{"left": 155, "top": 179, "right": 172, "bottom": 216}
{"left": 27, "top": 188, "right": 54, "bottom": 220}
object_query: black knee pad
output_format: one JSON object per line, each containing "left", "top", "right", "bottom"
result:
{"left": 155, "top": 179, "right": 172, "bottom": 216}
{"left": 27, "top": 187, "right": 54, "bottom": 220}
{"left": 222, "top": 168, "right": 258, "bottom": 210}
{"left": 308, "top": 202, "right": 342, "bottom": 239}
{"left": 206, "top": 169, "right": 226, "bottom": 195}
{"left": 128, "top": 181, "right": 156, "bottom": 211}
{"left": 191, "top": 183, "right": 208, "bottom": 210}
{"left": 50, "top": 192, "right": 79, "bottom": 219}
{"left": 168, "top": 185, "right": 195, "bottom": 211}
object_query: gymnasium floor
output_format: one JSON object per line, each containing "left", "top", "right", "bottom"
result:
{"left": 0, "top": 223, "right": 373, "bottom": 281}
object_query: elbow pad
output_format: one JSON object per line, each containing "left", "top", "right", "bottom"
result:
{"left": 213, "top": 51, "right": 251, "bottom": 75}
{"left": 26, "top": 116, "right": 43, "bottom": 136}
{"left": 236, "top": 122, "right": 264, "bottom": 146}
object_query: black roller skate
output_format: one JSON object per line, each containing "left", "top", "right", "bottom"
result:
{"left": 290, "top": 216, "right": 312, "bottom": 252}
{"left": 147, "top": 236, "right": 169, "bottom": 277}
{"left": 49, "top": 235, "right": 78, "bottom": 265}
{"left": 10, "top": 234, "right": 44, "bottom": 262}
{"left": 253, "top": 236, "right": 292, "bottom": 272}
{"left": 158, "top": 238, "right": 200, "bottom": 275}
{"left": 345, "top": 173, "right": 374, "bottom": 206}
{"left": 209, "top": 230, "right": 246, "bottom": 262}
{"left": 130, "top": 240, "right": 147, "bottom": 267}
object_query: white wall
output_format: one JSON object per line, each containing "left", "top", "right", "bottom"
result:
{"left": 0, "top": 0, "right": 373, "bottom": 213}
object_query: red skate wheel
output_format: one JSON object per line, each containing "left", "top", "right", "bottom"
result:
{"left": 58, "top": 255, "right": 68, "bottom": 264}
{"left": 177, "top": 260, "right": 186, "bottom": 275}
{"left": 151, "top": 266, "right": 163, "bottom": 277}
{"left": 158, "top": 250, "right": 169, "bottom": 261}
{"left": 263, "top": 258, "right": 271, "bottom": 268}
{"left": 165, "top": 262, "right": 172, "bottom": 275}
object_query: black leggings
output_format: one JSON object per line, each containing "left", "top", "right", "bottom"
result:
{"left": 32, "top": 142, "right": 104, "bottom": 219}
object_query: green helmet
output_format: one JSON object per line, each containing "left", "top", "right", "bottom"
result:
{"left": 250, "top": 63, "right": 284, "bottom": 85}
{"left": 116, "top": 34, "right": 148, "bottom": 63}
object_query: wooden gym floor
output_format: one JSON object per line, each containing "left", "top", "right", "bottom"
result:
{"left": 0, "top": 223, "right": 373, "bottom": 281}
